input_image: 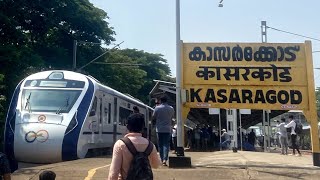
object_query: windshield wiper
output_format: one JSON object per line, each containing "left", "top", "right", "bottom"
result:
{"left": 56, "top": 97, "right": 69, "bottom": 114}
{"left": 25, "top": 93, "right": 32, "bottom": 113}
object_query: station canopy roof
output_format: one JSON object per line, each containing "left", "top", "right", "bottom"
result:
{"left": 149, "top": 80, "right": 287, "bottom": 129}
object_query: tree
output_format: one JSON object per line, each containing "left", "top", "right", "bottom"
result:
{"left": 0, "top": 0, "right": 115, "bottom": 111}
{"left": 79, "top": 48, "right": 172, "bottom": 104}
{"left": 113, "top": 49, "right": 173, "bottom": 103}
{"left": 0, "top": 0, "right": 173, "bottom": 118}
{"left": 82, "top": 49, "right": 147, "bottom": 97}
{"left": 0, "top": 74, "right": 5, "bottom": 122}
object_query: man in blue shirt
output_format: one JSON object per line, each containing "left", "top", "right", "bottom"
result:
{"left": 152, "top": 96, "right": 175, "bottom": 166}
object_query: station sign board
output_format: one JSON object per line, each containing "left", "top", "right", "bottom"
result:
{"left": 182, "top": 42, "right": 312, "bottom": 110}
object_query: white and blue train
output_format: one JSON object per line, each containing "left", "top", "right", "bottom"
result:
{"left": 4, "top": 70, "right": 153, "bottom": 163}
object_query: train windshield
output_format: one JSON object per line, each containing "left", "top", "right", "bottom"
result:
{"left": 22, "top": 89, "right": 81, "bottom": 113}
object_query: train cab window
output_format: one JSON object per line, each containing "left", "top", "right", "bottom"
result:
{"left": 21, "top": 89, "right": 81, "bottom": 113}
{"left": 89, "top": 97, "right": 97, "bottom": 116}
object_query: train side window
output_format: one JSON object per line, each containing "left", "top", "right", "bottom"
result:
{"left": 108, "top": 103, "right": 111, "bottom": 124}
{"left": 99, "top": 98, "right": 102, "bottom": 123}
{"left": 228, "top": 121, "right": 233, "bottom": 131}
{"left": 89, "top": 97, "right": 97, "bottom": 116}
{"left": 119, "top": 107, "right": 133, "bottom": 126}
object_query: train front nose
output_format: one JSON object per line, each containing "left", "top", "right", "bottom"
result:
{"left": 14, "top": 123, "right": 67, "bottom": 163}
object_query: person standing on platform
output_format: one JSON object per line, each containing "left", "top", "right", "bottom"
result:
{"left": 133, "top": 106, "right": 140, "bottom": 114}
{"left": 248, "top": 129, "right": 256, "bottom": 147}
{"left": 277, "top": 118, "right": 288, "bottom": 155}
{"left": 152, "top": 96, "right": 175, "bottom": 166}
{"left": 133, "top": 106, "right": 147, "bottom": 138}
{"left": 285, "top": 115, "right": 301, "bottom": 156}
{"left": 194, "top": 126, "right": 201, "bottom": 150}
{"left": 172, "top": 124, "right": 177, "bottom": 153}
{"left": 220, "top": 129, "right": 231, "bottom": 150}
{"left": 108, "top": 113, "right": 161, "bottom": 180}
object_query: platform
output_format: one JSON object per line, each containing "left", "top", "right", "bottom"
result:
{"left": 13, "top": 151, "right": 320, "bottom": 180}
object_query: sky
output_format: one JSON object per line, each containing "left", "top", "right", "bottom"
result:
{"left": 90, "top": 0, "right": 320, "bottom": 87}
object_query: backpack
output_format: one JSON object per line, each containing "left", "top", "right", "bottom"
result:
{"left": 121, "top": 137, "right": 154, "bottom": 180}
{"left": 294, "top": 120, "right": 303, "bottom": 135}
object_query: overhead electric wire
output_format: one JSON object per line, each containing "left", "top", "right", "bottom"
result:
{"left": 77, "top": 41, "right": 124, "bottom": 71}
{"left": 266, "top": 26, "right": 320, "bottom": 42}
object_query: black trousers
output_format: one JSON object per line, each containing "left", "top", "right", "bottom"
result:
{"left": 172, "top": 137, "right": 177, "bottom": 152}
{"left": 291, "top": 134, "right": 301, "bottom": 154}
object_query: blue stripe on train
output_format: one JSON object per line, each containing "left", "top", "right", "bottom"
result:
{"left": 62, "top": 78, "right": 94, "bottom": 161}
{"left": 4, "top": 81, "right": 22, "bottom": 172}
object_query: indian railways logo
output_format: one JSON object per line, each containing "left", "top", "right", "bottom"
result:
{"left": 25, "top": 130, "right": 49, "bottom": 143}
{"left": 38, "top": 115, "right": 46, "bottom": 122}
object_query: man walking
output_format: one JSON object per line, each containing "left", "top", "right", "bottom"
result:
{"left": 277, "top": 118, "right": 288, "bottom": 155}
{"left": 248, "top": 129, "right": 256, "bottom": 147}
{"left": 285, "top": 115, "right": 301, "bottom": 156}
{"left": 152, "top": 96, "right": 175, "bottom": 166}
{"left": 220, "top": 129, "right": 231, "bottom": 150}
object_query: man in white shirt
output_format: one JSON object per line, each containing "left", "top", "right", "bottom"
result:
{"left": 277, "top": 118, "right": 288, "bottom": 155}
{"left": 285, "top": 115, "right": 301, "bottom": 156}
{"left": 221, "top": 129, "right": 231, "bottom": 150}
{"left": 172, "top": 124, "right": 177, "bottom": 153}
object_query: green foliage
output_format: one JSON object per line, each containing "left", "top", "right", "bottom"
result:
{"left": 113, "top": 49, "right": 173, "bottom": 102}
{"left": 0, "top": 74, "right": 5, "bottom": 123}
{"left": 81, "top": 48, "right": 172, "bottom": 104}
{"left": 0, "top": 0, "right": 115, "bottom": 106}
{"left": 0, "top": 0, "right": 173, "bottom": 118}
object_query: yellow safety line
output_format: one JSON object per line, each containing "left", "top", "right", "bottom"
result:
{"left": 84, "top": 164, "right": 111, "bottom": 180}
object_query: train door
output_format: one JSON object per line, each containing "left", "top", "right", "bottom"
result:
{"left": 88, "top": 95, "right": 99, "bottom": 144}
{"left": 102, "top": 93, "right": 113, "bottom": 145}
{"left": 98, "top": 92, "right": 103, "bottom": 143}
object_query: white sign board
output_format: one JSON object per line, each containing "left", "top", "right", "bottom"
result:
{"left": 209, "top": 108, "right": 220, "bottom": 115}
{"left": 240, "top": 109, "right": 251, "bottom": 114}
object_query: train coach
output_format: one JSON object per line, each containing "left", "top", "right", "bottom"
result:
{"left": 4, "top": 70, "right": 153, "bottom": 163}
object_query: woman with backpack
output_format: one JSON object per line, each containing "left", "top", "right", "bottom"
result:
{"left": 108, "top": 113, "right": 161, "bottom": 180}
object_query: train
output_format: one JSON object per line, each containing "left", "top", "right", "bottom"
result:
{"left": 4, "top": 70, "right": 153, "bottom": 163}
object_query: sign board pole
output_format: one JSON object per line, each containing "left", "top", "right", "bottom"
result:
{"left": 233, "top": 109, "right": 238, "bottom": 149}
{"left": 263, "top": 110, "right": 267, "bottom": 152}
{"left": 305, "top": 41, "right": 320, "bottom": 166}
{"left": 240, "top": 112, "right": 243, "bottom": 151}
{"left": 175, "top": 0, "right": 183, "bottom": 150}
{"left": 267, "top": 110, "right": 270, "bottom": 152}
{"left": 219, "top": 109, "right": 222, "bottom": 151}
